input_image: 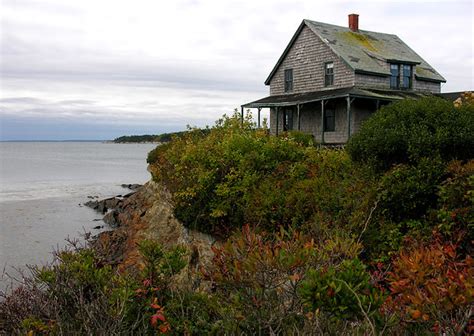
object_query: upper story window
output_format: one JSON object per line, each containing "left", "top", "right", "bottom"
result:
{"left": 284, "top": 69, "right": 293, "bottom": 92}
{"left": 390, "top": 64, "right": 400, "bottom": 89}
{"left": 324, "top": 62, "right": 334, "bottom": 86}
{"left": 401, "top": 64, "right": 412, "bottom": 89}
{"left": 390, "top": 63, "right": 413, "bottom": 90}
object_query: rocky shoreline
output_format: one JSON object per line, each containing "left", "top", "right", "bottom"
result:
{"left": 83, "top": 180, "right": 216, "bottom": 275}
{"left": 84, "top": 184, "right": 142, "bottom": 228}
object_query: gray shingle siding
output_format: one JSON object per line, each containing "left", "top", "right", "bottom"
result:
{"left": 269, "top": 26, "right": 354, "bottom": 96}
{"left": 355, "top": 73, "right": 389, "bottom": 89}
{"left": 413, "top": 79, "right": 441, "bottom": 93}
{"left": 355, "top": 73, "right": 441, "bottom": 93}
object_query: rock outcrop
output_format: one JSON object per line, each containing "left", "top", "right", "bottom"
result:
{"left": 92, "top": 181, "right": 216, "bottom": 276}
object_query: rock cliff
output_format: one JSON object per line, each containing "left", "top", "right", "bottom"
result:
{"left": 93, "top": 181, "right": 216, "bottom": 276}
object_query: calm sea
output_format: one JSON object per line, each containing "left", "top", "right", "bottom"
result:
{"left": 0, "top": 142, "right": 157, "bottom": 291}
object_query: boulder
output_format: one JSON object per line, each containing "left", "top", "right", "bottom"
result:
{"left": 85, "top": 197, "right": 121, "bottom": 214}
{"left": 103, "top": 210, "right": 120, "bottom": 228}
{"left": 121, "top": 183, "right": 142, "bottom": 190}
{"left": 84, "top": 200, "right": 99, "bottom": 209}
{"left": 105, "top": 198, "right": 121, "bottom": 209}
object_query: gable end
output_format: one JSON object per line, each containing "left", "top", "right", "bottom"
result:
{"left": 265, "top": 21, "right": 307, "bottom": 85}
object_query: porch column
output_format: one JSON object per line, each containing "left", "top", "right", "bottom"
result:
{"left": 297, "top": 104, "right": 301, "bottom": 131}
{"left": 320, "top": 100, "right": 325, "bottom": 144}
{"left": 257, "top": 108, "right": 261, "bottom": 128}
{"left": 275, "top": 107, "right": 279, "bottom": 136}
{"left": 346, "top": 96, "right": 353, "bottom": 140}
{"left": 376, "top": 99, "right": 380, "bottom": 111}
{"left": 241, "top": 106, "right": 244, "bottom": 125}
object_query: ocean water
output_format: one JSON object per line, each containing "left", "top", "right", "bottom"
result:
{"left": 0, "top": 142, "right": 157, "bottom": 291}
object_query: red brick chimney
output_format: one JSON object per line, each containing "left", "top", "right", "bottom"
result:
{"left": 348, "top": 14, "right": 359, "bottom": 31}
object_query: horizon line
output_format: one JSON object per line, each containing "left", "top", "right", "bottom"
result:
{"left": 0, "top": 139, "right": 110, "bottom": 142}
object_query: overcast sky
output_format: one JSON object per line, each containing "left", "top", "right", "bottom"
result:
{"left": 1, "top": 0, "right": 472, "bottom": 140}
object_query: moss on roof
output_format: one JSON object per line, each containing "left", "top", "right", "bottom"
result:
{"left": 415, "top": 66, "right": 436, "bottom": 77}
{"left": 337, "top": 31, "right": 379, "bottom": 52}
{"left": 303, "top": 19, "right": 446, "bottom": 82}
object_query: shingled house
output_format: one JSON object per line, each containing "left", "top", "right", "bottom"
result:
{"left": 242, "top": 14, "right": 446, "bottom": 144}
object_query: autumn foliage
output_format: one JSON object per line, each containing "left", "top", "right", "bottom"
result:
{"left": 387, "top": 236, "right": 474, "bottom": 333}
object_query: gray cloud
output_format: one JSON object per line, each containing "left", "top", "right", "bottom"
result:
{"left": 0, "top": 0, "right": 472, "bottom": 140}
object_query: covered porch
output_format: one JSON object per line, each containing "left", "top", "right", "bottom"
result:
{"left": 241, "top": 87, "right": 430, "bottom": 144}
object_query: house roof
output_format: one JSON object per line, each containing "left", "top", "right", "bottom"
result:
{"left": 437, "top": 91, "right": 466, "bottom": 101}
{"left": 242, "top": 87, "right": 431, "bottom": 108}
{"left": 265, "top": 20, "right": 446, "bottom": 85}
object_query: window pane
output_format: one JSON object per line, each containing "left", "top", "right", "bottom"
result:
{"left": 401, "top": 64, "right": 412, "bottom": 89}
{"left": 403, "top": 64, "right": 411, "bottom": 76}
{"left": 325, "top": 63, "right": 334, "bottom": 87}
{"left": 390, "top": 64, "right": 399, "bottom": 89}
{"left": 402, "top": 77, "right": 409, "bottom": 88}
{"left": 324, "top": 109, "right": 335, "bottom": 132}
{"left": 325, "top": 75, "right": 333, "bottom": 86}
{"left": 284, "top": 69, "right": 293, "bottom": 92}
{"left": 325, "top": 62, "right": 334, "bottom": 74}
{"left": 390, "top": 77, "right": 398, "bottom": 89}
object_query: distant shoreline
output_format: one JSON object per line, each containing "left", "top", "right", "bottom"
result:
{"left": 104, "top": 140, "right": 161, "bottom": 144}
{"left": 0, "top": 131, "right": 189, "bottom": 143}
{"left": 0, "top": 140, "right": 105, "bottom": 143}
{"left": 0, "top": 140, "right": 160, "bottom": 144}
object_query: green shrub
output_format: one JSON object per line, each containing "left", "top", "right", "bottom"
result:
{"left": 434, "top": 160, "right": 474, "bottom": 251}
{"left": 287, "top": 130, "right": 315, "bottom": 146}
{"left": 146, "top": 142, "right": 169, "bottom": 165}
{"left": 299, "top": 259, "right": 384, "bottom": 321}
{"left": 361, "top": 159, "right": 474, "bottom": 260}
{"left": 137, "top": 239, "right": 186, "bottom": 282}
{"left": 165, "top": 291, "right": 223, "bottom": 335}
{"left": 148, "top": 113, "right": 313, "bottom": 234}
{"left": 377, "top": 158, "right": 445, "bottom": 222}
{"left": 121, "top": 240, "right": 187, "bottom": 334}
{"left": 20, "top": 316, "right": 57, "bottom": 335}
{"left": 148, "top": 113, "right": 375, "bottom": 237}
{"left": 38, "top": 248, "right": 113, "bottom": 292}
{"left": 15, "top": 247, "right": 126, "bottom": 335}
{"left": 347, "top": 96, "right": 474, "bottom": 171}
{"left": 0, "top": 241, "right": 191, "bottom": 335}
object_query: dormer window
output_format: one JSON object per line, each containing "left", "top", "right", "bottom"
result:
{"left": 324, "top": 62, "right": 334, "bottom": 86}
{"left": 401, "top": 64, "right": 412, "bottom": 89}
{"left": 284, "top": 69, "right": 293, "bottom": 92}
{"left": 390, "top": 63, "right": 413, "bottom": 90}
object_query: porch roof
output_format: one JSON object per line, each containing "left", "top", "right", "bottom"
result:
{"left": 242, "top": 87, "right": 431, "bottom": 108}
